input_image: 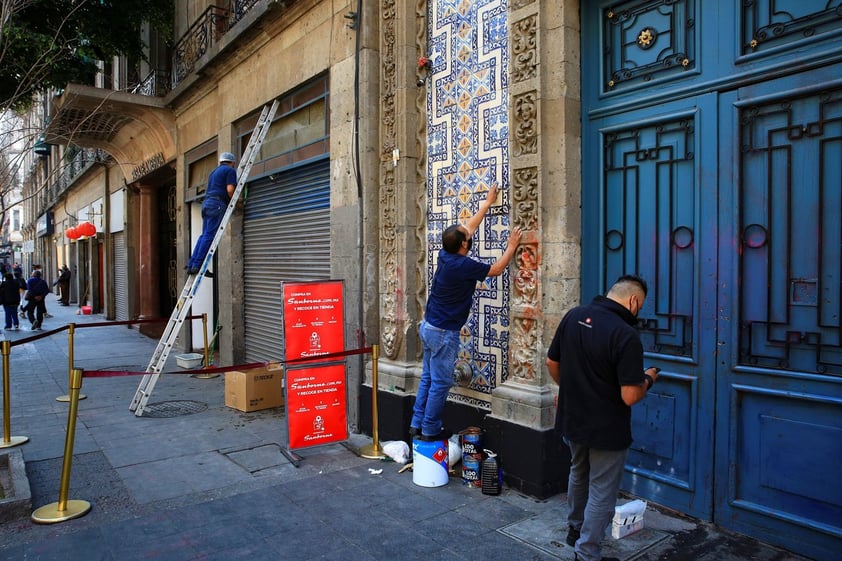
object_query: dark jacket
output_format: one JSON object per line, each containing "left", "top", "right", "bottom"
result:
{"left": 0, "top": 279, "right": 21, "bottom": 307}
{"left": 547, "top": 295, "right": 646, "bottom": 450}
{"left": 25, "top": 276, "right": 50, "bottom": 300}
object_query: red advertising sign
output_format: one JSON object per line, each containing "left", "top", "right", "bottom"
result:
{"left": 286, "top": 364, "right": 348, "bottom": 449}
{"left": 282, "top": 280, "right": 347, "bottom": 451}
{"left": 282, "top": 280, "right": 345, "bottom": 361}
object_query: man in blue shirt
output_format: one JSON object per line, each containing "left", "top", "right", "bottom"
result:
{"left": 186, "top": 152, "right": 238, "bottom": 276}
{"left": 23, "top": 270, "right": 50, "bottom": 331}
{"left": 546, "top": 275, "right": 660, "bottom": 561}
{"left": 411, "top": 184, "right": 522, "bottom": 441}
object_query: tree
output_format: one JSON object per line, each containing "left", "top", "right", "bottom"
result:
{"left": 0, "top": 0, "right": 173, "bottom": 112}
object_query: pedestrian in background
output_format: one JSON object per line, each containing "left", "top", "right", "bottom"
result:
{"left": 186, "top": 151, "right": 238, "bottom": 277}
{"left": 15, "top": 270, "right": 27, "bottom": 318}
{"left": 31, "top": 264, "right": 52, "bottom": 318}
{"left": 546, "top": 274, "right": 660, "bottom": 561}
{"left": 0, "top": 272, "right": 21, "bottom": 330}
{"left": 410, "top": 183, "right": 521, "bottom": 441}
{"left": 23, "top": 269, "right": 50, "bottom": 331}
{"left": 55, "top": 265, "right": 71, "bottom": 305}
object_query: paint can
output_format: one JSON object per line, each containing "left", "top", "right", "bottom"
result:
{"left": 412, "top": 438, "right": 449, "bottom": 487}
{"left": 460, "top": 426, "right": 484, "bottom": 460}
{"left": 462, "top": 456, "right": 481, "bottom": 488}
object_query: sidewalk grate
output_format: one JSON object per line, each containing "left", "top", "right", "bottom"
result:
{"left": 141, "top": 400, "right": 208, "bottom": 418}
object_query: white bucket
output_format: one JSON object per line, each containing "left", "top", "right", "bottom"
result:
{"left": 412, "top": 438, "right": 449, "bottom": 487}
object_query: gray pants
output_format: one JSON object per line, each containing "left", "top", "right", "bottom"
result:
{"left": 566, "top": 439, "right": 629, "bottom": 561}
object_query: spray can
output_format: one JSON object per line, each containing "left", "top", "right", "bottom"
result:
{"left": 481, "top": 449, "right": 502, "bottom": 495}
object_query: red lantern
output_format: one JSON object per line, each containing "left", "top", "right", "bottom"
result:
{"left": 65, "top": 226, "right": 80, "bottom": 240}
{"left": 78, "top": 221, "right": 97, "bottom": 237}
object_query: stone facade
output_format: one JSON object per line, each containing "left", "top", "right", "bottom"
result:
{"left": 363, "top": 0, "right": 580, "bottom": 495}
{"left": 38, "top": 0, "right": 582, "bottom": 495}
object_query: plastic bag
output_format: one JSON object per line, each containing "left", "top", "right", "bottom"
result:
{"left": 381, "top": 440, "right": 410, "bottom": 464}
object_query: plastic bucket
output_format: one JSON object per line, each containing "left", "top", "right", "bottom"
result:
{"left": 81, "top": 305, "right": 92, "bottom": 315}
{"left": 412, "top": 438, "right": 449, "bottom": 487}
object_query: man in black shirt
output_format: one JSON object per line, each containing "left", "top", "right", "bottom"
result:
{"left": 546, "top": 275, "right": 659, "bottom": 561}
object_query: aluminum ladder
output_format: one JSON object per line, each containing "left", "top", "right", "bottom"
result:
{"left": 130, "top": 100, "right": 279, "bottom": 416}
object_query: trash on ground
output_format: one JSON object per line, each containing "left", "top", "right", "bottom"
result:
{"left": 382, "top": 440, "right": 410, "bottom": 464}
{"left": 612, "top": 499, "right": 647, "bottom": 539}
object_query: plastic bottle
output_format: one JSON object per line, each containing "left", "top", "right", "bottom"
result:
{"left": 481, "top": 449, "right": 502, "bottom": 495}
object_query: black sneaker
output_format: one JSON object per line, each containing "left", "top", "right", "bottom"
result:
{"left": 409, "top": 427, "right": 421, "bottom": 438}
{"left": 186, "top": 267, "right": 200, "bottom": 275}
{"left": 566, "top": 526, "right": 580, "bottom": 546}
{"left": 418, "top": 428, "right": 452, "bottom": 441}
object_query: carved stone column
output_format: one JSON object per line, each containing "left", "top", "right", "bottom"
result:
{"left": 374, "top": 0, "right": 426, "bottom": 392}
{"left": 490, "top": 0, "right": 580, "bottom": 430}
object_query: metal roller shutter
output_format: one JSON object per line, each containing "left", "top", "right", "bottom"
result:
{"left": 113, "top": 232, "right": 128, "bottom": 321}
{"left": 243, "top": 158, "right": 330, "bottom": 362}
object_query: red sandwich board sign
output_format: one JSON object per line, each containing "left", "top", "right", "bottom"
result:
{"left": 281, "top": 280, "right": 347, "bottom": 459}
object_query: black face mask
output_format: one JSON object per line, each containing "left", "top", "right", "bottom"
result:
{"left": 465, "top": 237, "right": 473, "bottom": 251}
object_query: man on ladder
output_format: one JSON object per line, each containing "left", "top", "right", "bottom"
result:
{"left": 186, "top": 151, "right": 238, "bottom": 277}
{"left": 131, "top": 100, "right": 279, "bottom": 416}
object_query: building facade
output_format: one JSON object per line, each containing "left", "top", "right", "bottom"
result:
{"left": 24, "top": 2, "right": 842, "bottom": 560}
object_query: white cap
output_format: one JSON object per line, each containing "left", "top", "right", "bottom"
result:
{"left": 219, "top": 152, "right": 236, "bottom": 163}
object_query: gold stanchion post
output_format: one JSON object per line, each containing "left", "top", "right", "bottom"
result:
{"left": 32, "top": 368, "right": 91, "bottom": 523}
{"left": 192, "top": 313, "right": 218, "bottom": 379}
{"left": 0, "top": 340, "right": 28, "bottom": 448}
{"left": 57, "top": 323, "right": 85, "bottom": 402}
{"left": 360, "top": 344, "right": 386, "bottom": 459}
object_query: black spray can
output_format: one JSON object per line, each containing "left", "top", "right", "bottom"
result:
{"left": 481, "top": 449, "right": 502, "bottom": 495}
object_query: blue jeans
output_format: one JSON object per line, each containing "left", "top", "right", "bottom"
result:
{"left": 187, "top": 198, "right": 226, "bottom": 270}
{"left": 3, "top": 304, "right": 19, "bottom": 328}
{"left": 411, "top": 320, "right": 460, "bottom": 436}
{"left": 565, "top": 439, "right": 629, "bottom": 561}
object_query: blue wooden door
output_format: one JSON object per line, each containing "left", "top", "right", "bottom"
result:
{"left": 581, "top": 2, "right": 842, "bottom": 559}
{"left": 715, "top": 67, "right": 842, "bottom": 561}
{"left": 583, "top": 94, "right": 720, "bottom": 521}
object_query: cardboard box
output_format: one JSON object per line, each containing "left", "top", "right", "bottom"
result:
{"left": 611, "top": 499, "right": 646, "bottom": 539}
{"left": 612, "top": 516, "right": 644, "bottom": 539}
{"left": 225, "top": 363, "right": 284, "bottom": 412}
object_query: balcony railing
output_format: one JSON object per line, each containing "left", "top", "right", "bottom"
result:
{"left": 131, "top": 70, "right": 171, "bottom": 97}
{"left": 171, "top": 0, "right": 267, "bottom": 89}
{"left": 172, "top": 5, "right": 231, "bottom": 88}
{"left": 47, "top": 148, "right": 108, "bottom": 204}
{"left": 231, "top": 0, "right": 262, "bottom": 26}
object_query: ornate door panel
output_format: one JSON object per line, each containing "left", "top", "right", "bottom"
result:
{"left": 582, "top": 1, "right": 842, "bottom": 558}
{"left": 715, "top": 70, "right": 842, "bottom": 561}
{"left": 584, "top": 96, "right": 719, "bottom": 520}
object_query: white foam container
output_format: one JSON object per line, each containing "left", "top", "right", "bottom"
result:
{"left": 175, "top": 353, "right": 203, "bottom": 369}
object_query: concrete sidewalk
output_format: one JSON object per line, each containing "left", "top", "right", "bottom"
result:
{"left": 0, "top": 293, "right": 815, "bottom": 560}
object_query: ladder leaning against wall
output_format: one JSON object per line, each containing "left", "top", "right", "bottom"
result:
{"left": 129, "top": 100, "right": 279, "bottom": 416}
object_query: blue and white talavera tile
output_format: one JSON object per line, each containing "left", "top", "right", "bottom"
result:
{"left": 426, "top": 0, "right": 510, "bottom": 403}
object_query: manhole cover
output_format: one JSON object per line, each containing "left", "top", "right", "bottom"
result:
{"left": 142, "top": 400, "right": 208, "bottom": 418}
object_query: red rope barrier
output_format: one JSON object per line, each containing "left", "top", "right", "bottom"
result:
{"left": 81, "top": 347, "right": 374, "bottom": 378}
{"left": 7, "top": 316, "right": 206, "bottom": 347}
